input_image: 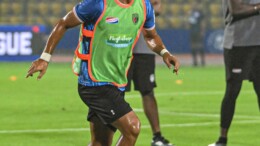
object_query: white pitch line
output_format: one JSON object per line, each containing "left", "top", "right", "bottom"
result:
{"left": 125, "top": 90, "right": 254, "bottom": 98}
{"left": 142, "top": 120, "right": 260, "bottom": 128}
{"left": 0, "top": 120, "right": 259, "bottom": 134}
{"left": 0, "top": 91, "right": 257, "bottom": 134}
{"left": 133, "top": 108, "right": 260, "bottom": 120}
{"left": 0, "top": 128, "right": 90, "bottom": 134}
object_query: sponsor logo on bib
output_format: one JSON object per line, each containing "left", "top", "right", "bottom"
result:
{"left": 106, "top": 17, "right": 119, "bottom": 24}
{"left": 106, "top": 35, "right": 133, "bottom": 48}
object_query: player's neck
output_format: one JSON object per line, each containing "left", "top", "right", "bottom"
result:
{"left": 118, "top": 0, "right": 132, "bottom": 4}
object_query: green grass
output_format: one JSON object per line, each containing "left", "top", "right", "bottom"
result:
{"left": 0, "top": 62, "right": 259, "bottom": 146}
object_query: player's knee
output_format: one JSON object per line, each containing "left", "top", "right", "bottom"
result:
{"left": 224, "top": 79, "right": 242, "bottom": 99}
{"left": 129, "top": 118, "right": 141, "bottom": 138}
{"left": 116, "top": 112, "right": 141, "bottom": 141}
{"left": 122, "top": 118, "right": 141, "bottom": 142}
{"left": 140, "top": 90, "right": 154, "bottom": 97}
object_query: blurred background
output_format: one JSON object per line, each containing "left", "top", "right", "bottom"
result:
{"left": 2, "top": 1, "right": 260, "bottom": 146}
{"left": 0, "top": 0, "right": 224, "bottom": 66}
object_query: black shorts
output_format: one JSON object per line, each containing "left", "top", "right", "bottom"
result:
{"left": 224, "top": 46, "right": 260, "bottom": 81}
{"left": 125, "top": 54, "right": 156, "bottom": 92}
{"left": 78, "top": 84, "right": 132, "bottom": 130}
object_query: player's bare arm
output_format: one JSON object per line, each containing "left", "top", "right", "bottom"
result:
{"left": 229, "top": 0, "right": 260, "bottom": 20}
{"left": 26, "top": 11, "right": 82, "bottom": 80}
{"left": 142, "top": 28, "right": 180, "bottom": 74}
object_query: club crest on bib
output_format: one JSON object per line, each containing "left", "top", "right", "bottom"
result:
{"left": 132, "top": 13, "right": 139, "bottom": 24}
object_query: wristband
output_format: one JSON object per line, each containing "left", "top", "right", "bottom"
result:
{"left": 160, "top": 48, "right": 169, "bottom": 56}
{"left": 40, "top": 52, "right": 51, "bottom": 62}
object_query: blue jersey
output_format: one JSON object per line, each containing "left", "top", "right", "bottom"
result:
{"left": 73, "top": 0, "right": 155, "bottom": 91}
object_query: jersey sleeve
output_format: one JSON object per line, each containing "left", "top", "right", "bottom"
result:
{"left": 73, "top": 0, "right": 103, "bottom": 23}
{"left": 143, "top": 0, "right": 155, "bottom": 30}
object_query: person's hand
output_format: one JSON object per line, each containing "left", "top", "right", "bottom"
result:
{"left": 162, "top": 53, "right": 180, "bottom": 75}
{"left": 26, "top": 59, "right": 49, "bottom": 80}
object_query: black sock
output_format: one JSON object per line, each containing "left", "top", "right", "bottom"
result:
{"left": 216, "top": 137, "right": 227, "bottom": 144}
{"left": 153, "top": 132, "right": 162, "bottom": 139}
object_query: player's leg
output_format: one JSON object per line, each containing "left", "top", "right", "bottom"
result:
{"left": 209, "top": 80, "right": 242, "bottom": 146}
{"left": 115, "top": 55, "right": 141, "bottom": 146}
{"left": 191, "top": 48, "right": 198, "bottom": 66}
{"left": 132, "top": 54, "right": 173, "bottom": 146}
{"left": 141, "top": 90, "right": 172, "bottom": 146}
{"left": 141, "top": 90, "right": 160, "bottom": 134}
{"left": 199, "top": 47, "right": 205, "bottom": 66}
{"left": 252, "top": 48, "right": 260, "bottom": 110}
{"left": 132, "top": 54, "right": 160, "bottom": 133}
{"left": 78, "top": 85, "right": 115, "bottom": 146}
{"left": 112, "top": 111, "right": 141, "bottom": 146}
{"left": 191, "top": 39, "right": 201, "bottom": 67}
{"left": 209, "top": 48, "right": 247, "bottom": 146}
{"left": 89, "top": 116, "right": 115, "bottom": 146}
{"left": 220, "top": 79, "right": 242, "bottom": 136}
{"left": 253, "top": 78, "right": 260, "bottom": 110}
{"left": 78, "top": 84, "right": 136, "bottom": 146}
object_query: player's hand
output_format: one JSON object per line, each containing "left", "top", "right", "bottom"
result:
{"left": 162, "top": 53, "right": 180, "bottom": 75}
{"left": 26, "top": 59, "right": 49, "bottom": 80}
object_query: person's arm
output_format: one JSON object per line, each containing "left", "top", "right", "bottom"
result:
{"left": 150, "top": 0, "right": 161, "bottom": 16}
{"left": 142, "top": 28, "right": 180, "bottom": 74}
{"left": 43, "top": 12, "right": 81, "bottom": 55}
{"left": 228, "top": 0, "right": 260, "bottom": 21}
{"left": 26, "top": 11, "right": 82, "bottom": 80}
{"left": 142, "top": 0, "right": 179, "bottom": 74}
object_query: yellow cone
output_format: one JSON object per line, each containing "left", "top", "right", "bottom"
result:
{"left": 176, "top": 79, "right": 183, "bottom": 85}
{"left": 10, "top": 76, "right": 17, "bottom": 81}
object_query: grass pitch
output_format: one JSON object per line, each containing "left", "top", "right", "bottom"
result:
{"left": 0, "top": 62, "right": 259, "bottom": 146}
